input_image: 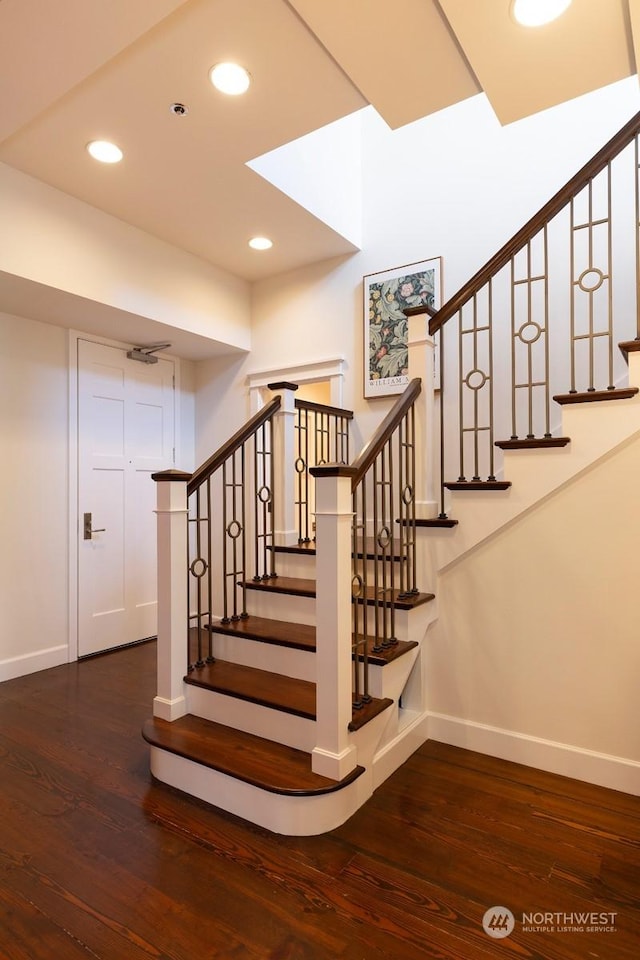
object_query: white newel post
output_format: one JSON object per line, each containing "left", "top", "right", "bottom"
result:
{"left": 407, "top": 309, "right": 437, "bottom": 519}
{"left": 268, "top": 382, "right": 299, "bottom": 546}
{"left": 309, "top": 464, "right": 358, "bottom": 780}
{"left": 152, "top": 469, "right": 191, "bottom": 721}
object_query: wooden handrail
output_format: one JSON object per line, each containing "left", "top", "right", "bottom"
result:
{"left": 350, "top": 378, "right": 422, "bottom": 491}
{"left": 187, "top": 396, "right": 281, "bottom": 496}
{"left": 429, "top": 109, "right": 640, "bottom": 336}
{"left": 294, "top": 398, "right": 354, "bottom": 419}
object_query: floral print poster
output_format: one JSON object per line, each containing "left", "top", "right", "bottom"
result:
{"left": 364, "top": 258, "right": 441, "bottom": 398}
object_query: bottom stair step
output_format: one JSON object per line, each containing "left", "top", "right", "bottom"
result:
{"left": 142, "top": 715, "right": 365, "bottom": 796}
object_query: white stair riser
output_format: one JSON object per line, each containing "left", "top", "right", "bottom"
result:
{"left": 271, "top": 552, "right": 316, "bottom": 579}
{"left": 210, "top": 631, "right": 315, "bottom": 682}
{"left": 149, "top": 746, "right": 374, "bottom": 836}
{"left": 245, "top": 590, "right": 316, "bottom": 625}
{"left": 186, "top": 683, "right": 315, "bottom": 751}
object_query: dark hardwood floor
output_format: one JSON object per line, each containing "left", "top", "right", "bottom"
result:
{"left": 1, "top": 641, "right": 639, "bottom": 959}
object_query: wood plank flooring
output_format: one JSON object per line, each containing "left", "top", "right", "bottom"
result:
{"left": 1, "top": 640, "right": 639, "bottom": 960}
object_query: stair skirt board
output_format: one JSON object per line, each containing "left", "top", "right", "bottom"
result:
{"left": 186, "top": 684, "right": 316, "bottom": 752}
{"left": 371, "top": 711, "right": 430, "bottom": 791}
{"left": 148, "top": 745, "right": 374, "bottom": 836}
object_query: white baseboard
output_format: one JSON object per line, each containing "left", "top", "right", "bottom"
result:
{"left": 0, "top": 645, "right": 68, "bottom": 683}
{"left": 428, "top": 712, "right": 640, "bottom": 796}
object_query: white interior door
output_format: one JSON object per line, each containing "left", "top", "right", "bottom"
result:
{"left": 78, "top": 339, "right": 175, "bottom": 656}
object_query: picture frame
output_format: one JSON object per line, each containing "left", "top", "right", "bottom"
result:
{"left": 364, "top": 257, "right": 441, "bottom": 398}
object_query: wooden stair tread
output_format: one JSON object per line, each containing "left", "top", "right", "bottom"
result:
{"left": 270, "top": 538, "right": 416, "bottom": 560}
{"left": 397, "top": 517, "right": 459, "bottom": 528}
{"left": 349, "top": 697, "right": 394, "bottom": 732}
{"left": 185, "top": 659, "right": 316, "bottom": 719}
{"left": 185, "top": 659, "right": 395, "bottom": 723}
{"left": 209, "top": 615, "right": 316, "bottom": 653}
{"left": 356, "top": 637, "right": 418, "bottom": 666}
{"left": 356, "top": 587, "right": 435, "bottom": 610}
{"left": 553, "top": 387, "right": 639, "bottom": 404}
{"left": 209, "top": 615, "right": 418, "bottom": 664}
{"left": 269, "top": 542, "right": 316, "bottom": 555}
{"left": 245, "top": 577, "right": 434, "bottom": 610}
{"left": 244, "top": 576, "right": 316, "bottom": 598}
{"left": 619, "top": 339, "right": 640, "bottom": 355}
{"left": 495, "top": 437, "right": 570, "bottom": 449}
{"left": 142, "top": 715, "right": 365, "bottom": 796}
{"left": 444, "top": 481, "right": 511, "bottom": 491}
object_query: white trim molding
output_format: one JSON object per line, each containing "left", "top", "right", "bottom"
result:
{"left": 0, "top": 645, "right": 68, "bottom": 683}
{"left": 427, "top": 712, "right": 640, "bottom": 796}
{"left": 246, "top": 356, "right": 345, "bottom": 411}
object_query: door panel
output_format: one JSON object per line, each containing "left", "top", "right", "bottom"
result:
{"left": 78, "top": 340, "right": 174, "bottom": 656}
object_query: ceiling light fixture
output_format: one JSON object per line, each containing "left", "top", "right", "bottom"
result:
{"left": 209, "top": 62, "right": 251, "bottom": 96}
{"left": 511, "top": 0, "right": 572, "bottom": 27}
{"left": 87, "top": 140, "right": 123, "bottom": 163}
{"left": 249, "top": 236, "right": 273, "bottom": 251}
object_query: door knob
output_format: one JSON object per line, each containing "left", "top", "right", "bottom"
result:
{"left": 83, "top": 512, "right": 106, "bottom": 540}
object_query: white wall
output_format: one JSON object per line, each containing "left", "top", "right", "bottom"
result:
{"left": 0, "top": 311, "right": 196, "bottom": 680}
{"left": 427, "top": 432, "right": 640, "bottom": 779}
{"left": 0, "top": 312, "right": 69, "bottom": 678}
{"left": 0, "top": 162, "right": 251, "bottom": 352}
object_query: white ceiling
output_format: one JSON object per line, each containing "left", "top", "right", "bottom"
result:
{"left": 0, "top": 0, "right": 638, "bottom": 287}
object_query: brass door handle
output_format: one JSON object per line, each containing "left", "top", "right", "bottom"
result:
{"left": 83, "top": 513, "right": 106, "bottom": 540}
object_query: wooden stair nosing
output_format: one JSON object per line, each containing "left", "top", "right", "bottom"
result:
{"left": 208, "top": 615, "right": 316, "bottom": 653}
{"left": 495, "top": 437, "right": 570, "bottom": 450}
{"left": 348, "top": 697, "right": 394, "bottom": 732}
{"left": 444, "top": 481, "right": 511, "bottom": 491}
{"left": 619, "top": 339, "right": 640, "bottom": 356}
{"left": 355, "top": 637, "right": 419, "bottom": 666}
{"left": 397, "top": 517, "right": 459, "bottom": 528}
{"left": 243, "top": 576, "right": 316, "bottom": 598}
{"left": 553, "top": 387, "right": 639, "bottom": 404}
{"left": 356, "top": 588, "right": 435, "bottom": 610}
{"left": 142, "top": 715, "right": 365, "bottom": 797}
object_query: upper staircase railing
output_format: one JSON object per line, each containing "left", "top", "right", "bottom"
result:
{"left": 427, "top": 109, "right": 640, "bottom": 515}
{"left": 185, "top": 396, "right": 281, "bottom": 670}
{"left": 349, "top": 378, "right": 421, "bottom": 708}
{"left": 293, "top": 397, "right": 353, "bottom": 543}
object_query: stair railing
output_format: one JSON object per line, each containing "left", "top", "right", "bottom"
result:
{"left": 350, "top": 378, "right": 422, "bottom": 708}
{"left": 293, "top": 397, "right": 353, "bottom": 542}
{"left": 185, "top": 397, "right": 281, "bottom": 670}
{"left": 427, "top": 109, "right": 640, "bottom": 515}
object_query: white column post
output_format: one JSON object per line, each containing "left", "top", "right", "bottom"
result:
{"left": 268, "top": 381, "right": 299, "bottom": 546}
{"left": 407, "top": 308, "right": 438, "bottom": 519}
{"left": 152, "top": 469, "right": 191, "bottom": 721}
{"left": 309, "top": 464, "right": 358, "bottom": 780}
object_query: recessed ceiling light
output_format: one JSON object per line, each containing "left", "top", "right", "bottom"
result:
{"left": 512, "top": 0, "right": 572, "bottom": 27}
{"left": 209, "top": 62, "right": 251, "bottom": 96}
{"left": 87, "top": 140, "right": 123, "bottom": 163}
{"left": 249, "top": 237, "right": 273, "bottom": 251}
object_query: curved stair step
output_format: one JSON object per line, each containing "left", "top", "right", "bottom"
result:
{"left": 142, "top": 715, "right": 364, "bottom": 796}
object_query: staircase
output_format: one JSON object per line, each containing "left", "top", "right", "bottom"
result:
{"left": 144, "top": 109, "right": 640, "bottom": 831}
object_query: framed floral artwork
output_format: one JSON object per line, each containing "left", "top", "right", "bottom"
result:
{"left": 364, "top": 257, "right": 441, "bottom": 398}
